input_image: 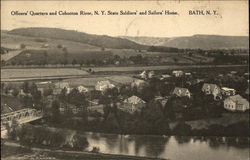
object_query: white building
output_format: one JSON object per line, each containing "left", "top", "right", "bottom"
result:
{"left": 172, "top": 70, "right": 184, "bottom": 77}
{"left": 221, "top": 87, "right": 236, "bottom": 96}
{"left": 77, "top": 86, "right": 89, "bottom": 93}
{"left": 172, "top": 87, "right": 191, "bottom": 98}
{"left": 95, "top": 80, "right": 115, "bottom": 92}
{"left": 224, "top": 95, "right": 249, "bottom": 112}
{"left": 202, "top": 83, "right": 222, "bottom": 100}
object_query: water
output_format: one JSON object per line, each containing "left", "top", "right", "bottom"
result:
{"left": 82, "top": 132, "right": 249, "bottom": 160}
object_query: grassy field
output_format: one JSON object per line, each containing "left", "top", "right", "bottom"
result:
{"left": 87, "top": 64, "right": 248, "bottom": 72}
{"left": 1, "top": 65, "right": 247, "bottom": 82}
{"left": 1, "top": 68, "right": 89, "bottom": 80}
{"left": 2, "top": 32, "right": 214, "bottom": 66}
{"left": 63, "top": 75, "right": 137, "bottom": 88}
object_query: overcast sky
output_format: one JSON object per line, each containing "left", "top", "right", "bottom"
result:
{"left": 1, "top": 1, "right": 249, "bottom": 37}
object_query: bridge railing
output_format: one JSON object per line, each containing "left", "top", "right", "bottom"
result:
{"left": 1, "top": 108, "right": 43, "bottom": 128}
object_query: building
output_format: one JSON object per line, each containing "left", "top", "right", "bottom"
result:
{"left": 59, "top": 103, "right": 85, "bottom": 115}
{"left": 172, "top": 87, "right": 191, "bottom": 98}
{"left": 154, "top": 96, "right": 168, "bottom": 106}
{"left": 118, "top": 95, "right": 146, "bottom": 114}
{"left": 131, "top": 79, "right": 147, "bottom": 88}
{"left": 139, "top": 71, "right": 147, "bottom": 79}
{"left": 172, "top": 70, "right": 184, "bottom": 77}
{"left": 221, "top": 87, "right": 236, "bottom": 96}
{"left": 95, "top": 80, "right": 115, "bottom": 92}
{"left": 230, "top": 71, "right": 237, "bottom": 74}
{"left": 53, "top": 82, "right": 71, "bottom": 95}
{"left": 224, "top": 95, "right": 249, "bottom": 112}
{"left": 185, "top": 72, "right": 192, "bottom": 76}
{"left": 76, "top": 85, "right": 89, "bottom": 93}
{"left": 148, "top": 71, "right": 155, "bottom": 79}
{"left": 160, "top": 74, "right": 171, "bottom": 80}
{"left": 202, "top": 83, "right": 222, "bottom": 100}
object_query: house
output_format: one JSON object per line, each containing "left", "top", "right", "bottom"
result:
{"left": 224, "top": 95, "right": 249, "bottom": 112}
{"left": 76, "top": 85, "right": 88, "bottom": 93}
{"left": 172, "top": 70, "right": 184, "bottom": 77}
{"left": 185, "top": 72, "right": 192, "bottom": 76}
{"left": 139, "top": 71, "right": 147, "bottom": 79}
{"left": 131, "top": 79, "right": 147, "bottom": 88}
{"left": 202, "top": 83, "right": 222, "bottom": 100}
{"left": 154, "top": 96, "right": 168, "bottom": 106}
{"left": 221, "top": 87, "right": 236, "bottom": 96}
{"left": 172, "top": 87, "right": 191, "bottom": 98}
{"left": 218, "top": 74, "right": 224, "bottom": 78}
{"left": 118, "top": 95, "right": 146, "bottom": 114}
{"left": 148, "top": 71, "right": 155, "bottom": 79}
{"left": 160, "top": 74, "right": 171, "bottom": 80}
{"left": 230, "top": 71, "right": 237, "bottom": 74}
{"left": 95, "top": 80, "right": 115, "bottom": 92}
{"left": 53, "top": 82, "right": 71, "bottom": 95}
{"left": 59, "top": 103, "right": 84, "bottom": 115}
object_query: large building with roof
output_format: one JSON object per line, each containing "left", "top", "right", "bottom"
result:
{"left": 202, "top": 83, "right": 222, "bottom": 100}
{"left": 172, "top": 87, "right": 191, "bottom": 98}
{"left": 118, "top": 95, "right": 146, "bottom": 114}
{"left": 224, "top": 95, "right": 249, "bottom": 112}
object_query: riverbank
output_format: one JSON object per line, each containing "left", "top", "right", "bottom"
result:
{"left": 2, "top": 141, "right": 167, "bottom": 160}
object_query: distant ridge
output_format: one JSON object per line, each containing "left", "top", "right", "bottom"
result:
{"left": 8, "top": 27, "right": 147, "bottom": 50}
{"left": 122, "top": 34, "right": 249, "bottom": 49}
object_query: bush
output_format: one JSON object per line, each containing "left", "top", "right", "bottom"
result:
{"left": 173, "top": 122, "right": 192, "bottom": 135}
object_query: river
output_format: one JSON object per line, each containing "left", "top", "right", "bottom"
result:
{"left": 81, "top": 132, "right": 249, "bottom": 160}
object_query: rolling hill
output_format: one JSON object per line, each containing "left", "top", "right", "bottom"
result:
{"left": 122, "top": 35, "right": 249, "bottom": 49}
{"left": 7, "top": 28, "right": 147, "bottom": 50}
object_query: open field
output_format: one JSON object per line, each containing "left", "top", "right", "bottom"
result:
{"left": 63, "top": 75, "right": 137, "bottom": 88}
{"left": 1, "top": 65, "right": 248, "bottom": 82}
{"left": 1, "top": 50, "right": 24, "bottom": 61}
{"left": 87, "top": 64, "right": 248, "bottom": 72}
{"left": 1, "top": 68, "right": 89, "bottom": 81}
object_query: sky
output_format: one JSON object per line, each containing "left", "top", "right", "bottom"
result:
{"left": 1, "top": 1, "right": 249, "bottom": 37}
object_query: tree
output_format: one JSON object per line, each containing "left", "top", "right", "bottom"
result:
{"left": 59, "top": 88, "right": 67, "bottom": 102}
{"left": 30, "top": 82, "right": 38, "bottom": 96}
{"left": 67, "top": 88, "right": 88, "bottom": 107}
{"left": 12, "top": 88, "right": 19, "bottom": 97}
{"left": 22, "top": 82, "right": 30, "bottom": 94}
{"left": 22, "top": 95, "right": 33, "bottom": 107}
{"left": 173, "top": 121, "right": 192, "bottom": 135}
{"left": 20, "top": 43, "right": 26, "bottom": 49}
{"left": 43, "top": 88, "right": 53, "bottom": 97}
{"left": 72, "top": 59, "right": 77, "bottom": 66}
{"left": 51, "top": 100, "right": 61, "bottom": 123}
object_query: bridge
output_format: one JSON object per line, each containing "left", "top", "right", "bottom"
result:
{"left": 1, "top": 108, "right": 43, "bottom": 137}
